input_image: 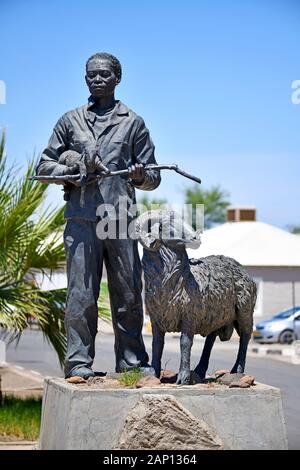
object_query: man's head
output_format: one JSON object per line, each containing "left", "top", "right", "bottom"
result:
{"left": 85, "top": 52, "right": 122, "bottom": 99}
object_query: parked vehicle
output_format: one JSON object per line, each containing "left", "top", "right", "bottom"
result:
{"left": 252, "top": 307, "right": 300, "bottom": 344}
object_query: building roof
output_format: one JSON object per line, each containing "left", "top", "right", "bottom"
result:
{"left": 186, "top": 221, "right": 300, "bottom": 267}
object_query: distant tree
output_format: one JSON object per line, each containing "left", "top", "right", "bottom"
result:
{"left": 287, "top": 224, "right": 300, "bottom": 234}
{"left": 184, "top": 184, "right": 231, "bottom": 229}
{"left": 137, "top": 195, "right": 168, "bottom": 212}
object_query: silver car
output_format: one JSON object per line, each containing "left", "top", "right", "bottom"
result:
{"left": 253, "top": 307, "right": 300, "bottom": 344}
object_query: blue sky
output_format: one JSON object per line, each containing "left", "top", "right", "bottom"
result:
{"left": 0, "top": 0, "right": 299, "bottom": 228}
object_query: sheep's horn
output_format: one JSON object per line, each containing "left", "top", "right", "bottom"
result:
{"left": 135, "top": 210, "right": 163, "bottom": 235}
{"left": 135, "top": 210, "right": 162, "bottom": 251}
{"left": 135, "top": 209, "right": 162, "bottom": 226}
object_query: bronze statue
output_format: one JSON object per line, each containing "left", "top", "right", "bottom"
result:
{"left": 36, "top": 53, "right": 161, "bottom": 379}
{"left": 136, "top": 210, "right": 257, "bottom": 385}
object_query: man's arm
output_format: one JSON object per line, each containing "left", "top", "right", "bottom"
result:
{"left": 131, "top": 118, "right": 161, "bottom": 191}
{"left": 36, "top": 115, "right": 72, "bottom": 177}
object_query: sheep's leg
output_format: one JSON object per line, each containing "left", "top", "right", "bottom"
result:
{"left": 193, "top": 331, "right": 217, "bottom": 381}
{"left": 151, "top": 322, "right": 165, "bottom": 378}
{"left": 230, "top": 330, "right": 251, "bottom": 374}
{"left": 176, "top": 332, "right": 194, "bottom": 385}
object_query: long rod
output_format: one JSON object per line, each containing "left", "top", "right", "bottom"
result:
{"left": 29, "top": 164, "right": 201, "bottom": 185}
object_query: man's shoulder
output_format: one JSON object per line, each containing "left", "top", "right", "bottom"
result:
{"left": 60, "top": 104, "right": 87, "bottom": 122}
{"left": 118, "top": 101, "right": 144, "bottom": 125}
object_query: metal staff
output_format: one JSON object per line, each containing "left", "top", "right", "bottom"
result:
{"left": 29, "top": 164, "right": 201, "bottom": 185}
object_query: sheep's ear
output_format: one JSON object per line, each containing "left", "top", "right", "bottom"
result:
{"left": 194, "top": 230, "right": 202, "bottom": 240}
{"left": 185, "top": 230, "right": 201, "bottom": 249}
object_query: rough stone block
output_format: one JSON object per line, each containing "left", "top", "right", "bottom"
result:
{"left": 39, "top": 378, "right": 288, "bottom": 450}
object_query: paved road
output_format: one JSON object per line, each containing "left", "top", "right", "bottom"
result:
{"left": 5, "top": 329, "right": 300, "bottom": 449}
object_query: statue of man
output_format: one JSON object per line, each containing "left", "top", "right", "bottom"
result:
{"left": 36, "top": 52, "right": 161, "bottom": 379}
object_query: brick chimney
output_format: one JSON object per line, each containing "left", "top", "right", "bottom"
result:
{"left": 227, "top": 206, "right": 256, "bottom": 222}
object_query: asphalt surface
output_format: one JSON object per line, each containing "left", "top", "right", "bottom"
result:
{"left": 4, "top": 328, "right": 300, "bottom": 450}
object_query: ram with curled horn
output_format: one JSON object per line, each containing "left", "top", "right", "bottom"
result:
{"left": 135, "top": 210, "right": 257, "bottom": 385}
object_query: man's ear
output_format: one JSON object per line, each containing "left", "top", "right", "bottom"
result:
{"left": 85, "top": 75, "right": 89, "bottom": 86}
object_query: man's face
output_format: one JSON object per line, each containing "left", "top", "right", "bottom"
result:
{"left": 85, "top": 58, "right": 119, "bottom": 98}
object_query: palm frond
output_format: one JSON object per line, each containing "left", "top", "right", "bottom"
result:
{"left": 0, "top": 130, "right": 67, "bottom": 364}
{"left": 0, "top": 130, "right": 112, "bottom": 367}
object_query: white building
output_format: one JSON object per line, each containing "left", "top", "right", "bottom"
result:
{"left": 187, "top": 207, "right": 300, "bottom": 319}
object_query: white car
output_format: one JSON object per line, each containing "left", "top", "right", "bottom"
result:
{"left": 252, "top": 307, "right": 300, "bottom": 344}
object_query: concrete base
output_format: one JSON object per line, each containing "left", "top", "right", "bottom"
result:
{"left": 39, "top": 378, "right": 288, "bottom": 450}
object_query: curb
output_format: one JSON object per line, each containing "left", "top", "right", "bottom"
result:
{"left": 0, "top": 362, "right": 44, "bottom": 397}
{"left": 0, "top": 440, "right": 37, "bottom": 450}
{"left": 250, "top": 345, "right": 300, "bottom": 364}
{"left": 0, "top": 362, "right": 44, "bottom": 382}
{"left": 251, "top": 347, "right": 285, "bottom": 355}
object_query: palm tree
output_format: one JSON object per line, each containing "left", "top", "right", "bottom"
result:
{"left": 0, "top": 131, "right": 111, "bottom": 366}
{"left": 184, "top": 184, "right": 231, "bottom": 229}
{"left": 0, "top": 131, "right": 67, "bottom": 365}
{"left": 287, "top": 224, "right": 300, "bottom": 235}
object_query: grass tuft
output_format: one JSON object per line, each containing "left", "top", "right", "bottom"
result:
{"left": 98, "top": 281, "right": 112, "bottom": 322}
{"left": 0, "top": 395, "right": 42, "bottom": 440}
{"left": 119, "top": 368, "right": 142, "bottom": 387}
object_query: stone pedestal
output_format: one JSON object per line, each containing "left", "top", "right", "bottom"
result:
{"left": 39, "top": 378, "right": 288, "bottom": 450}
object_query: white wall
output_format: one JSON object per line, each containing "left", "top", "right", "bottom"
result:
{"left": 36, "top": 266, "right": 107, "bottom": 291}
{"left": 246, "top": 267, "right": 300, "bottom": 319}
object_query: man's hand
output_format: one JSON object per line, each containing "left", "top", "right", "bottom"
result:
{"left": 65, "top": 164, "right": 80, "bottom": 175}
{"left": 68, "top": 176, "right": 81, "bottom": 187}
{"left": 58, "top": 163, "right": 81, "bottom": 186}
{"left": 128, "top": 163, "right": 145, "bottom": 183}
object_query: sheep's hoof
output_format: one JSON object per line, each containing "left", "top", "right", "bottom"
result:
{"left": 176, "top": 370, "right": 191, "bottom": 385}
{"left": 230, "top": 366, "right": 244, "bottom": 374}
{"left": 191, "top": 371, "right": 205, "bottom": 384}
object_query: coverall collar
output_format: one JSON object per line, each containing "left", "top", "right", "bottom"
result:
{"left": 86, "top": 97, "right": 129, "bottom": 124}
